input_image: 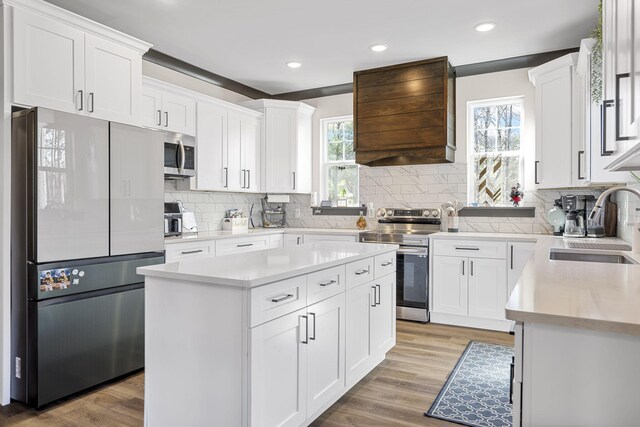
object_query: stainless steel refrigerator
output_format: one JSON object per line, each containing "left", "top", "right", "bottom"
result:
{"left": 11, "top": 107, "right": 165, "bottom": 407}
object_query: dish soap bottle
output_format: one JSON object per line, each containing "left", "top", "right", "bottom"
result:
{"left": 356, "top": 211, "right": 367, "bottom": 230}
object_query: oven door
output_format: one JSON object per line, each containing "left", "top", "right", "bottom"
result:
{"left": 396, "top": 245, "right": 429, "bottom": 312}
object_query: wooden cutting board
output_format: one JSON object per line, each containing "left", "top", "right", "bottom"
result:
{"left": 604, "top": 198, "right": 617, "bottom": 237}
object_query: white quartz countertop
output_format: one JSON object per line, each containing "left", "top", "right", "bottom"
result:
{"left": 139, "top": 241, "right": 397, "bottom": 288}
{"left": 164, "top": 227, "right": 367, "bottom": 244}
{"left": 430, "top": 231, "right": 540, "bottom": 242}
{"left": 505, "top": 236, "right": 640, "bottom": 335}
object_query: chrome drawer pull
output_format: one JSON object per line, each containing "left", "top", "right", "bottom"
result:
{"left": 355, "top": 269, "right": 369, "bottom": 275}
{"left": 319, "top": 279, "right": 337, "bottom": 287}
{"left": 381, "top": 261, "right": 393, "bottom": 266}
{"left": 181, "top": 249, "right": 203, "bottom": 255}
{"left": 271, "top": 294, "right": 294, "bottom": 303}
{"left": 455, "top": 246, "right": 479, "bottom": 251}
{"left": 237, "top": 243, "right": 254, "bottom": 247}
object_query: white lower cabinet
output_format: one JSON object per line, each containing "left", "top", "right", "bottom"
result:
{"left": 303, "top": 234, "right": 357, "bottom": 243}
{"left": 250, "top": 307, "right": 308, "bottom": 427}
{"left": 284, "top": 234, "right": 304, "bottom": 247}
{"left": 345, "top": 273, "right": 396, "bottom": 387}
{"left": 431, "top": 237, "right": 532, "bottom": 332}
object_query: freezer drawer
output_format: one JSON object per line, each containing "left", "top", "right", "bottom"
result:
{"left": 33, "top": 286, "right": 144, "bottom": 407}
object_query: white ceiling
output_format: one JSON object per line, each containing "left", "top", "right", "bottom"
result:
{"left": 44, "top": 0, "right": 599, "bottom": 95}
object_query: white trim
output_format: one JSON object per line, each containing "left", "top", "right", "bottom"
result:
{"left": 430, "top": 312, "right": 512, "bottom": 332}
{"left": 466, "top": 96, "right": 525, "bottom": 205}
{"left": 240, "top": 98, "right": 316, "bottom": 115}
{"left": 528, "top": 53, "right": 578, "bottom": 86}
{"left": 319, "top": 116, "right": 359, "bottom": 206}
{"left": 1, "top": 0, "right": 152, "bottom": 53}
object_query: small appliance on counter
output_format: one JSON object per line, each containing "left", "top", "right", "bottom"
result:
{"left": 178, "top": 201, "right": 198, "bottom": 234}
{"left": 547, "top": 199, "right": 566, "bottom": 236}
{"left": 164, "top": 202, "right": 183, "bottom": 237}
{"left": 560, "top": 195, "right": 596, "bottom": 238}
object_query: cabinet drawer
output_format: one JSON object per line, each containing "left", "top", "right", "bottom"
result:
{"left": 216, "top": 236, "right": 269, "bottom": 255}
{"left": 345, "top": 257, "right": 374, "bottom": 290}
{"left": 164, "top": 240, "right": 214, "bottom": 263}
{"left": 432, "top": 239, "right": 507, "bottom": 259}
{"left": 374, "top": 252, "right": 396, "bottom": 278}
{"left": 307, "top": 265, "right": 345, "bottom": 305}
{"left": 250, "top": 276, "right": 307, "bottom": 327}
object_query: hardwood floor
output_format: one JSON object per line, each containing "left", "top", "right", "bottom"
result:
{"left": 0, "top": 322, "right": 512, "bottom": 426}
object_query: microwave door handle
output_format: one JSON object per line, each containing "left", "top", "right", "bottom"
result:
{"left": 178, "top": 140, "right": 185, "bottom": 171}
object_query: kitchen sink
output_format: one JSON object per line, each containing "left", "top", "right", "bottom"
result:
{"left": 549, "top": 250, "right": 638, "bottom": 265}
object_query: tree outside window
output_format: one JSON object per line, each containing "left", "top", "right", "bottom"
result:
{"left": 322, "top": 116, "right": 359, "bottom": 206}
{"left": 467, "top": 98, "right": 524, "bottom": 206}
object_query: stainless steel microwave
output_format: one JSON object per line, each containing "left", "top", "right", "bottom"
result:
{"left": 164, "top": 132, "right": 196, "bottom": 179}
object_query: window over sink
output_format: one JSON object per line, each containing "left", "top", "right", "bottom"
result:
{"left": 467, "top": 97, "right": 524, "bottom": 206}
{"left": 321, "top": 116, "right": 360, "bottom": 206}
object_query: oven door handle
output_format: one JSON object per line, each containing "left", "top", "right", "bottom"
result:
{"left": 397, "top": 248, "right": 428, "bottom": 255}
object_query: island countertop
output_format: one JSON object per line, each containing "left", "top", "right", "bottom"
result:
{"left": 505, "top": 235, "right": 640, "bottom": 335}
{"left": 138, "top": 241, "right": 398, "bottom": 288}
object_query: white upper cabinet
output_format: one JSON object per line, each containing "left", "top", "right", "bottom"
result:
{"left": 84, "top": 34, "right": 142, "bottom": 124}
{"left": 186, "top": 96, "right": 261, "bottom": 193}
{"left": 529, "top": 54, "right": 577, "bottom": 189}
{"left": 11, "top": 1, "right": 150, "bottom": 125}
{"left": 141, "top": 78, "right": 196, "bottom": 135}
{"left": 241, "top": 99, "right": 315, "bottom": 194}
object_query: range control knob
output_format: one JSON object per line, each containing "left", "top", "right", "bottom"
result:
{"left": 386, "top": 209, "right": 393, "bottom": 216}
{"left": 377, "top": 208, "right": 386, "bottom": 217}
{"left": 422, "top": 210, "right": 430, "bottom": 217}
{"left": 432, "top": 210, "right": 440, "bottom": 217}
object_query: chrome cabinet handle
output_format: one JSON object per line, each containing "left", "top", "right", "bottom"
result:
{"left": 271, "top": 293, "right": 294, "bottom": 303}
{"left": 242, "top": 169, "right": 246, "bottom": 188}
{"left": 293, "top": 171, "right": 296, "bottom": 190}
{"left": 157, "top": 110, "right": 162, "bottom": 126}
{"left": 89, "top": 92, "right": 94, "bottom": 113}
{"left": 164, "top": 111, "right": 169, "bottom": 127}
{"left": 375, "top": 284, "right": 381, "bottom": 305}
{"left": 319, "top": 279, "right": 336, "bottom": 287}
{"left": 455, "top": 247, "right": 479, "bottom": 251}
{"left": 371, "top": 286, "right": 377, "bottom": 307}
{"left": 237, "top": 243, "right": 253, "bottom": 248}
{"left": 301, "top": 315, "right": 309, "bottom": 344}
{"left": 601, "top": 100, "right": 615, "bottom": 156}
{"left": 181, "top": 249, "right": 203, "bottom": 255}
{"left": 534, "top": 160, "right": 540, "bottom": 184}
{"left": 577, "top": 150, "right": 585, "bottom": 180}
{"left": 510, "top": 245, "right": 514, "bottom": 270}
{"left": 247, "top": 170, "right": 251, "bottom": 189}
{"left": 309, "top": 312, "right": 316, "bottom": 340}
{"left": 462, "top": 260, "right": 465, "bottom": 276}
{"left": 470, "top": 260, "right": 474, "bottom": 277}
{"left": 223, "top": 167, "right": 228, "bottom": 188}
{"left": 296, "top": 237, "right": 301, "bottom": 245}
{"left": 78, "top": 90, "right": 83, "bottom": 111}
{"left": 355, "top": 269, "right": 369, "bottom": 275}
{"left": 381, "top": 261, "right": 393, "bottom": 266}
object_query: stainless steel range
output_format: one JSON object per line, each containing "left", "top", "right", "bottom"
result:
{"left": 360, "top": 208, "right": 441, "bottom": 322}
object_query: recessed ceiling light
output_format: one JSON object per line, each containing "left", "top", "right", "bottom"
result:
{"left": 369, "top": 44, "right": 389, "bottom": 52}
{"left": 286, "top": 61, "right": 302, "bottom": 69}
{"left": 474, "top": 22, "right": 496, "bottom": 32}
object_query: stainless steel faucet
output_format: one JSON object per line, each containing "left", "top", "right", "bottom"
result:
{"left": 588, "top": 186, "right": 640, "bottom": 222}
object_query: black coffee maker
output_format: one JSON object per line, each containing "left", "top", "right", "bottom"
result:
{"left": 560, "top": 195, "right": 596, "bottom": 238}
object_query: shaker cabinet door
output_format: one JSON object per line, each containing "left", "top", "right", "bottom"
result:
{"left": 84, "top": 34, "right": 141, "bottom": 125}
{"left": 141, "top": 85, "right": 163, "bottom": 129}
{"left": 468, "top": 258, "right": 507, "bottom": 320}
{"left": 432, "top": 256, "right": 468, "bottom": 316}
{"left": 370, "top": 274, "right": 396, "bottom": 355}
{"left": 345, "top": 283, "right": 374, "bottom": 387}
{"left": 13, "top": 8, "right": 85, "bottom": 114}
{"left": 196, "top": 102, "right": 228, "bottom": 191}
{"left": 264, "top": 108, "right": 297, "bottom": 192}
{"left": 161, "top": 91, "right": 196, "bottom": 136}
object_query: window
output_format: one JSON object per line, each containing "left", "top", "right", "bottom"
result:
{"left": 321, "top": 116, "right": 359, "bottom": 206}
{"left": 467, "top": 97, "right": 523, "bottom": 206}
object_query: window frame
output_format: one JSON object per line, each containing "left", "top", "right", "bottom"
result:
{"left": 319, "top": 115, "right": 359, "bottom": 207}
{"left": 466, "top": 96, "right": 525, "bottom": 206}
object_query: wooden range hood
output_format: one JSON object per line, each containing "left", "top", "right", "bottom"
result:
{"left": 353, "top": 57, "right": 455, "bottom": 166}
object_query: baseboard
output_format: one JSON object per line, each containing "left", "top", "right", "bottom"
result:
{"left": 430, "top": 312, "right": 512, "bottom": 332}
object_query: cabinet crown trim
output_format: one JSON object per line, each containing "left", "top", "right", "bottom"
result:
{"left": 3, "top": 0, "right": 152, "bottom": 53}
{"left": 528, "top": 53, "right": 578, "bottom": 85}
{"left": 240, "top": 98, "right": 316, "bottom": 114}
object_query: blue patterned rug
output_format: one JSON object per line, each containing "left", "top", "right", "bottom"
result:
{"left": 425, "top": 341, "right": 513, "bottom": 427}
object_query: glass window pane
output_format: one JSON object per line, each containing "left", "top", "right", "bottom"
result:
{"left": 344, "top": 140, "right": 355, "bottom": 160}
{"left": 326, "top": 164, "right": 359, "bottom": 206}
{"left": 327, "top": 141, "right": 343, "bottom": 161}
{"left": 497, "top": 128, "right": 520, "bottom": 151}
{"left": 473, "top": 105, "right": 496, "bottom": 130}
{"left": 327, "top": 123, "right": 341, "bottom": 142}
{"left": 343, "top": 121, "right": 354, "bottom": 141}
{"left": 473, "top": 129, "right": 497, "bottom": 153}
{"left": 497, "top": 103, "right": 521, "bottom": 128}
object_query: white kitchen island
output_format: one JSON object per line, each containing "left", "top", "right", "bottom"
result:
{"left": 137, "top": 242, "right": 398, "bottom": 427}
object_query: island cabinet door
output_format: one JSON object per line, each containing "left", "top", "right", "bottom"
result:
{"left": 467, "top": 258, "right": 507, "bottom": 320}
{"left": 345, "top": 283, "right": 374, "bottom": 387}
{"left": 432, "top": 255, "right": 468, "bottom": 316}
{"left": 250, "top": 308, "right": 307, "bottom": 427}
{"left": 306, "top": 294, "right": 346, "bottom": 416}
{"left": 370, "top": 273, "right": 396, "bottom": 356}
